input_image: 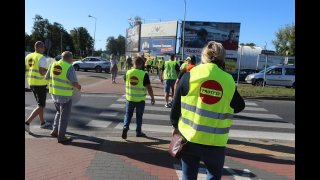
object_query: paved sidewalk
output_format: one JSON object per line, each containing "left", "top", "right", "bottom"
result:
{"left": 25, "top": 71, "right": 295, "bottom": 179}
{"left": 25, "top": 129, "right": 294, "bottom": 180}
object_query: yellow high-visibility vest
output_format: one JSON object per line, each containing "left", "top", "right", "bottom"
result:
{"left": 178, "top": 63, "right": 235, "bottom": 146}
{"left": 164, "top": 61, "right": 178, "bottom": 80}
{"left": 125, "top": 69, "right": 147, "bottom": 102}
{"left": 25, "top": 52, "right": 48, "bottom": 86}
{"left": 48, "top": 60, "right": 73, "bottom": 96}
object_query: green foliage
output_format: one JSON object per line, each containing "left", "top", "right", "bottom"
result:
{"left": 237, "top": 84, "right": 295, "bottom": 98}
{"left": 70, "top": 27, "right": 93, "bottom": 57}
{"left": 26, "top": 15, "right": 93, "bottom": 58}
{"left": 272, "top": 23, "right": 295, "bottom": 56}
{"left": 106, "top": 35, "right": 125, "bottom": 56}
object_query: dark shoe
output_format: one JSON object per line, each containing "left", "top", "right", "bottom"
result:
{"left": 58, "top": 136, "right": 73, "bottom": 143}
{"left": 50, "top": 130, "right": 58, "bottom": 137}
{"left": 122, "top": 129, "right": 128, "bottom": 139}
{"left": 136, "top": 132, "right": 147, "bottom": 137}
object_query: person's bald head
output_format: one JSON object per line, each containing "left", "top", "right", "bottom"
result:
{"left": 34, "top": 41, "right": 45, "bottom": 53}
{"left": 61, "top": 51, "right": 73, "bottom": 63}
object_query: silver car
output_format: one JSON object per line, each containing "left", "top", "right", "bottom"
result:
{"left": 245, "top": 65, "right": 295, "bottom": 88}
{"left": 72, "top": 57, "right": 111, "bottom": 73}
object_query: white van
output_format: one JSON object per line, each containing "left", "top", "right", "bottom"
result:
{"left": 245, "top": 65, "right": 295, "bottom": 88}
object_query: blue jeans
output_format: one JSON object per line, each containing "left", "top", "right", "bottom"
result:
{"left": 181, "top": 142, "right": 226, "bottom": 180}
{"left": 123, "top": 100, "right": 145, "bottom": 133}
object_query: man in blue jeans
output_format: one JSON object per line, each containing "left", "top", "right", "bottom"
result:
{"left": 160, "top": 54, "right": 180, "bottom": 108}
{"left": 122, "top": 56, "right": 155, "bottom": 139}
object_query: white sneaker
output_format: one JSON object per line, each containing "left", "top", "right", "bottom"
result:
{"left": 40, "top": 122, "right": 52, "bottom": 129}
{"left": 25, "top": 124, "right": 30, "bottom": 133}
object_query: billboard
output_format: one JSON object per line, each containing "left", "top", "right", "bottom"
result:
{"left": 141, "top": 21, "right": 178, "bottom": 37}
{"left": 126, "top": 25, "right": 140, "bottom": 52}
{"left": 183, "top": 21, "right": 240, "bottom": 50}
{"left": 140, "top": 37, "right": 176, "bottom": 55}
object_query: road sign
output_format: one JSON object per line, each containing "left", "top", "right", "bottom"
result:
{"left": 261, "top": 50, "right": 275, "bottom": 55}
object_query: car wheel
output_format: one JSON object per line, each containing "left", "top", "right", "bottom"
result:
{"left": 95, "top": 66, "right": 102, "bottom": 73}
{"left": 73, "top": 64, "right": 79, "bottom": 71}
{"left": 292, "top": 82, "right": 295, "bottom": 89}
{"left": 255, "top": 79, "right": 264, "bottom": 86}
{"left": 105, "top": 68, "right": 110, "bottom": 73}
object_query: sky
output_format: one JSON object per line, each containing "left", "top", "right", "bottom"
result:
{"left": 25, "top": 0, "right": 294, "bottom": 51}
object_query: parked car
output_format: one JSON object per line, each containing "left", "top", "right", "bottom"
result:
{"left": 72, "top": 57, "right": 111, "bottom": 73}
{"left": 245, "top": 65, "right": 295, "bottom": 88}
{"left": 231, "top": 69, "right": 259, "bottom": 82}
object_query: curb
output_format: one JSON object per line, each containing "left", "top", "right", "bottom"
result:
{"left": 243, "top": 96, "right": 295, "bottom": 101}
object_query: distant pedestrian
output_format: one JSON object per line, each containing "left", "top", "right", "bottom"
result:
{"left": 45, "top": 51, "right": 81, "bottom": 143}
{"left": 174, "top": 55, "right": 196, "bottom": 92}
{"left": 121, "top": 56, "right": 155, "bottom": 139}
{"left": 160, "top": 54, "right": 180, "bottom": 108}
{"left": 170, "top": 41, "right": 245, "bottom": 179}
{"left": 110, "top": 54, "right": 119, "bottom": 83}
{"left": 126, "top": 56, "right": 132, "bottom": 70}
{"left": 120, "top": 55, "right": 125, "bottom": 70}
{"left": 25, "top": 41, "right": 52, "bottom": 133}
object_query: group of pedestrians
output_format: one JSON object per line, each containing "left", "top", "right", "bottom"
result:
{"left": 25, "top": 40, "right": 245, "bottom": 180}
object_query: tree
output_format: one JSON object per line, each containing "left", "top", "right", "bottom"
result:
{"left": 30, "top": 15, "right": 50, "bottom": 43}
{"left": 129, "top": 16, "right": 143, "bottom": 28}
{"left": 70, "top": 27, "right": 93, "bottom": 57}
{"left": 272, "top": 23, "right": 295, "bottom": 56}
{"left": 106, "top": 35, "right": 126, "bottom": 56}
{"left": 25, "top": 33, "right": 33, "bottom": 52}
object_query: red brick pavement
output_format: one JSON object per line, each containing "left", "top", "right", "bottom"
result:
{"left": 228, "top": 156, "right": 295, "bottom": 180}
{"left": 25, "top": 138, "right": 96, "bottom": 180}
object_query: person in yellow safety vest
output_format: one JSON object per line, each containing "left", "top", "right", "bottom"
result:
{"left": 122, "top": 56, "right": 155, "bottom": 139}
{"left": 45, "top": 51, "right": 82, "bottom": 143}
{"left": 157, "top": 57, "right": 165, "bottom": 81}
{"left": 170, "top": 41, "right": 245, "bottom": 180}
{"left": 145, "top": 58, "right": 152, "bottom": 73}
{"left": 160, "top": 54, "right": 180, "bottom": 108}
{"left": 180, "top": 56, "right": 191, "bottom": 71}
{"left": 25, "top": 41, "right": 52, "bottom": 133}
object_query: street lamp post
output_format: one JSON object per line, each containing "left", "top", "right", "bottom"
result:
{"left": 88, "top": 15, "right": 97, "bottom": 56}
{"left": 182, "top": 0, "right": 186, "bottom": 61}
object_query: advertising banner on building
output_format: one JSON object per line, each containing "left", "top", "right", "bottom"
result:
{"left": 182, "top": 21, "right": 241, "bottom": 68}
{"left": 141, "top": 21, "right": 178, "bottom": 38}
{"left": 140, "top": 37, "right": 176, "bottom": 55}
{"left": 126, "top": 25, "right": 140, "bottom": 52}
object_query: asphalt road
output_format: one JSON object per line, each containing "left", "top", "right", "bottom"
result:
{"left": 25, "top": 92, "right": 295, "bottom": 141}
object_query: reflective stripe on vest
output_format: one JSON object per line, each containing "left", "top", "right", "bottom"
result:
{"left": 48, "top": 60, "right": 73, "bottom": 96}
{"left": 181, "top": 102, "right": 233, "bottom": 120}
{"left": 164, "top": 61, "right": 178, "bottom": 80}
{"left": 25, "top": 52, "right": 48, "bottom": 86}
{"left": 178, "top": 63, "right": 235, "bottom": 147}
{"left": 125, "top": 69, "right": 146, "bottom": 102}
{"left": 181, "top": 117, "right": 230, "bottom": 134}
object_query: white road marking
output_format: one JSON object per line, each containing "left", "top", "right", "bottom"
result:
{"left": 86, "top": 120, "right": 111, "bottom": 128}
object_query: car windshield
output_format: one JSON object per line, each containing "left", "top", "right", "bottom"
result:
{"left": 259, "top": 67, "right": 273, "bottom": 73}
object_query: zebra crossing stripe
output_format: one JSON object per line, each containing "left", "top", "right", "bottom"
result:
{"left": 224, "top": 166, "right": 252, "bottom": 180}
{"left": 233, "top": 119, "right": 294, "bottom": 129}
{"left": 99, "top": 111, "right": 118, "bottom": 117}
{"left": 114, "top": 123, "right": 172, "bottom": 133}
{"left": 229, "top": 129, "right": 294, "bottom": 141}
{"left": 244, "top": 102, "right": 258, "bottom": 106}
{"left": 237, "top": 112, "right": 282, "bottom": 119}
{"left": 117, "top": 98, "right": 168, "bottom": 105}
{"left": 121, "top": 94, "right": 164, "bottom": 100}
{"left": 243, "top": 107, "right": 267, "bottom": 112}
{"left": 86, "top": 120, "right": 112, "bottom": 128}
{"left": 110, "top": 104, "right": 171, "bottom": 112}
{"left": 82, "top": 94, "right": 120, "bottom": 98}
